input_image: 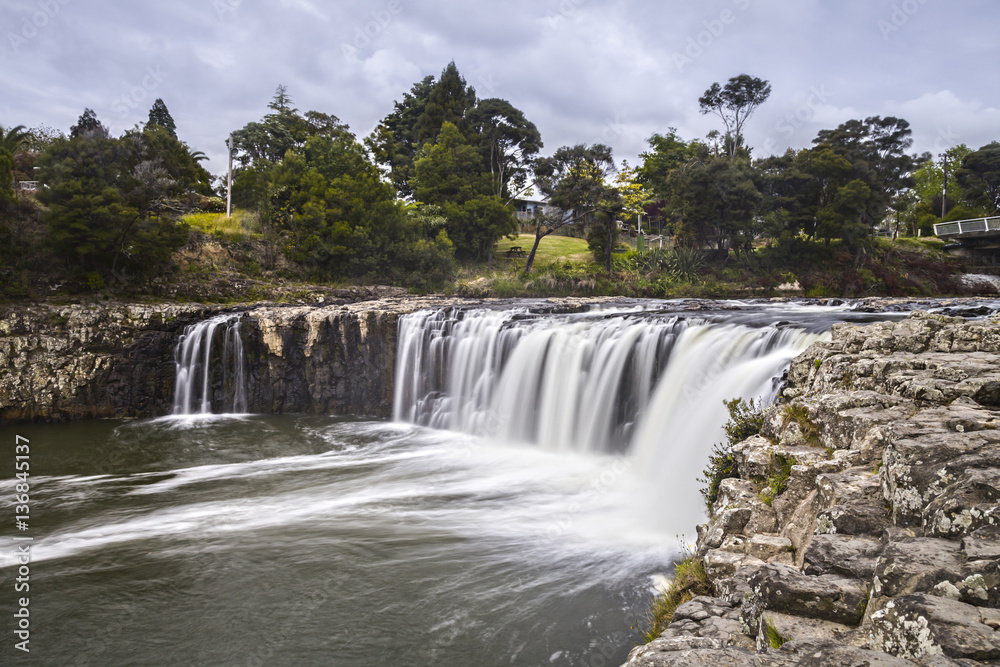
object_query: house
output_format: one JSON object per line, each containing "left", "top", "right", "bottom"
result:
{"left": 513, "top": 197, "right": 554, "bottom": 221}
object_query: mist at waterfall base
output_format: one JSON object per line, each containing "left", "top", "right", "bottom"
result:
{"left": 1, "top": 303, "right": 901, "bottom": 666}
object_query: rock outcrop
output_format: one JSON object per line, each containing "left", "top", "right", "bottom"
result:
{"left": 626, "top": 312, "right": 1000, "bottom": 666}
{"left": 0, "top": 296, "right": 431, "bottom": 423}
{"left": 0, "top": 295, "right": 603, "bottom": 423}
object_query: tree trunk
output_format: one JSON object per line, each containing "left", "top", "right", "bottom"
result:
{"left": 605, "top": 222, "right": 613, "bottom": 273}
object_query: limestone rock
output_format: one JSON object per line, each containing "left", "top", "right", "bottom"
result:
{"left": 804, "top": 533, "right": 883, "bottom": 580}
{"left": 868, "top": 594, "right": 1000, "bottom": 661}
{"left": 748, "top": 564, "right": 868, "bottom": 626}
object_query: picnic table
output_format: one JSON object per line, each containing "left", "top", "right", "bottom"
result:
{"left": 505, "top": 246, "right": 526, "bottom": 258}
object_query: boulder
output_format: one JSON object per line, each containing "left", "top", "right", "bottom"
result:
{"left": 747, "top": 564, "right": 868, "bottom": 626}
{"left": 804, "top": 534, "right": 882, "bottom": 580}
{"left": 868, "top": 594, "right": 1000, "bottom": 661}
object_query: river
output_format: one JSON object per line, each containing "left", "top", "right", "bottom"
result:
{"left": 3, "top": 300, "right": 977, "bottom": 666}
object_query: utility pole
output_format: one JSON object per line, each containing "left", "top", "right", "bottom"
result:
{"left": 940, "top": 152, "right": 948, "bottom": 220}
{"left": 226, "top": 133, "right": 234, "bottom": 218}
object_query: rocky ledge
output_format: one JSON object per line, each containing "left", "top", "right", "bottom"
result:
{"left": 626, "top": 312, "right": 1000, "bottom": 666}
{"left": 0, "top": 293, "right": 602, "bottom": 423}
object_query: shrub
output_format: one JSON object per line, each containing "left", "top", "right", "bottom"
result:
{"left": 699, "top": 398, "right": 765, "bottom": 513}
{"left": 640, "top": 549, "right": 712, "bottom": 643}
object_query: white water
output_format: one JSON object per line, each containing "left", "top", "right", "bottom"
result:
{"left": 172, "top": 313, "right": 248, "bottom": 415}
{"left": 394, "top": 307, "right": 827, "bottom": 533}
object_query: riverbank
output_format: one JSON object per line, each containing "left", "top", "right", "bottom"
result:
{"left": 626, "top": 312, "right": 1000, "bottom": 665}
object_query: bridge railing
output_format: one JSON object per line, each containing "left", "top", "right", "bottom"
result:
{"left": 934, "top": 216, "right": 1000, "bottom": 237}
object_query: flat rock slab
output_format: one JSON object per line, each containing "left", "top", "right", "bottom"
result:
{"left": 868, "top": 593, "right": 1000, "bottom": 662}
{"left": 806, "top": 533, "right": 883, "bottom": 582}
{"left": 749, "top": 564, "right": 867, "bottom": 626}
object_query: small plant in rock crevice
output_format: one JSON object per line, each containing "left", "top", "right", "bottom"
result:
{"left": 699, "top": 398, "right": 766, "bottom": 513}
{"left": 638, "top": 544, "right": 713, "bottom": 644}
{"left": 759, "top": 453, "right": 797, "bottom": 505}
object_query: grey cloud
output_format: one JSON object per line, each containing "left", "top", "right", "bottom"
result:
{"left": 2, "top": 0, "right": 998, "bottom": 175}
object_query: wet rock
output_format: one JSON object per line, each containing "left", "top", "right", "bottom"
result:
{"left": 973, "top": 380, "right": 1000, "bottom": 407}
{"left": 871, "top": 536, "right": 1000, "bottom": 606}
{"left": 662, "top": 596, "right": 749, "bottom": 647}
{"left": 962, "top": 525, "right": 1000, "bottom": 561}
{"left": 621, "top": 641, "right": 764, "bottom": 667}
{"left": 748, "top": 535, "right": 795, "bottom": 565}
{"left": 923, "top": 467, "right": 1000, "bottom": 540}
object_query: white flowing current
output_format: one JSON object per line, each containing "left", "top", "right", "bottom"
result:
{"left": 172, "top": 312, "right": 247, "bottom": 415}
{"left": 394, "top": 307, "right": 827, "bottom": 536}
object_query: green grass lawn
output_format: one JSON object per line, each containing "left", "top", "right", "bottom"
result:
{"left": 180, "top": 210, "right": 259, "bottom": 241}
{"left": 495, "top": 234, "right": 595, "bottom": 264}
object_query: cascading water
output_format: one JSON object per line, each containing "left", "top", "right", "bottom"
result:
{"left": 172, "top": 313, "right": 248, "bottom": 415}
{"left": 394, "top": 306, "right": 827, "bottom": 531}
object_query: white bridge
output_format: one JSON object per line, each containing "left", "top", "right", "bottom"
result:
{"left": 934, "top": 216, "right": 1000, "bottom": 239}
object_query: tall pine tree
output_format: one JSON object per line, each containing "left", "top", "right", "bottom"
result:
{"left": 146, "top": 98, "right": 177, "bottom": 138}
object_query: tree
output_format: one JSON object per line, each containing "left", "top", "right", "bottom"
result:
{"left": 813, "top": 116, "right": 918, "bottom": 237}
{"left": 230, "top": 87, "right": 353, "bottom": 209}
{"left": 615, "top": 161, "right": 650, "bottom": 227}
{"left": 956, "top": 142, "right": 1000, "bottom": 215}
{"left": 698, "top": 74, "right": 772, "bottom": 159}
{"left": 264, "top": 132, "right": 456, "bottom": 282}
{"left": 671, "top": 157, "right": 761, "bottom": 254}
{"left": 36, "top": 130, "right": 190, "bottom": 280}
{"left": 912, "top": 145, "right": 972, "bottom": 218}
{"left": 365, "top": 75, "right": 436, "bottom": 197}
{"left": 367, "top": 63, "right": 541, "bottom": 201}
{"left": 532, "top": 144, "right": 620, "bottom": 273}
{"left": 0, "top": 125, "right": 31, "bottom": 198}
{"left": 70, "top": 108, "right": 108, "bottom": 139}
{"left": 413, "top": 62, "right": 477, "bottom": 146}
{"left": 465, "top": 98, "right": 542, "bottom": 199}
{"left": 412, "top": 122, "right": 514, "bottom": 261}
{"left": 146, "top": 98, "right": 177, "bottom": 138}
{"left": 0, "top": 124, "right": 31, "bottom": 156}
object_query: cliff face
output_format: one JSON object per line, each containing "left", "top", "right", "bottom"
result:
{"left": 0, "top": 299, "right": 418, "bottom": 423}
{"left": 0, "top": 303, "right": 216, "bottom": 422}
{"left": 242, "top": 303, "right": 404, "bottom": 418}
{"left": 626, "top": 312, "right": 1000, "bottom": 666}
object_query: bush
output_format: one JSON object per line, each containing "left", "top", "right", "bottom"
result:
{"left": 699, "top": 398, "right": 765, "bottom": 513}
{"left": 640, "top": 549, "right": 712, "bottom": 643}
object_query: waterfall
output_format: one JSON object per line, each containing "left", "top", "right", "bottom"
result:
{"left": 394, "top": 306, "right": 827, "bottom": 530}
{"left": 172, "top": 314, "right": 248, "bottom": 415}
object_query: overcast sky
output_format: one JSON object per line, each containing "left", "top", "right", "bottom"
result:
{"left": 3, "top": 0, "right": 999, "bottom": 178}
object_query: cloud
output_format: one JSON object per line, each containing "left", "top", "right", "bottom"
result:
{"left": 1, "top": 0, "right": 998, "bottom": 175}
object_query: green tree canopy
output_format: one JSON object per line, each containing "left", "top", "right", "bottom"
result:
{"left": 146, "top": 98, "right": 177, "bottom": 138}
{"left": 36, "top": 129, "right": 191, "bottom": 280}
{"left": 956, "top": 142, "right": 1000, "bottom": 215}
{"left": 698, "top": 74, "right": 772, "bottom": 159}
